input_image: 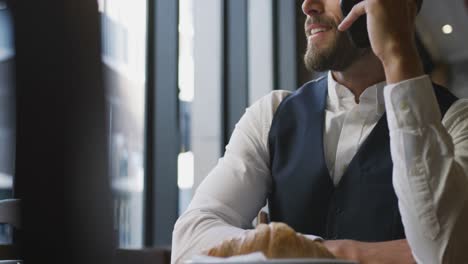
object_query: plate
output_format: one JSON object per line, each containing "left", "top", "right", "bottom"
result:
{"left": 265, "top": 260, "right": 355, "bottom": 264}
{"left": 187, "top": 259, "right": 357, "bottom": 264}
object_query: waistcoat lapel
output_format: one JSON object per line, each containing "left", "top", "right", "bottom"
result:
{"left": 268, "top": 77, "right": 334, "bottom": 235}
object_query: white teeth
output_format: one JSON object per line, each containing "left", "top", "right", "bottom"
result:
{"left": 310, "top": 28, "right": 327, "bottom": 35}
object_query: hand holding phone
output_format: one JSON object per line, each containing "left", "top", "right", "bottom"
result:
{"left": 340, "top": 0, "right": 423, "bottom": 48}
{"left": 338, "top": 0, "right": 426, "bottom": 84}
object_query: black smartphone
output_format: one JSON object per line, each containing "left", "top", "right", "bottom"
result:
{"left": 340, "top": 0, "right": 423, "bottom": 48}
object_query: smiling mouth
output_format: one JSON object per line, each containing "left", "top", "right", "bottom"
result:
{"left": 306, "top": 26, "right": 332, "bottom": 38}
{"left": 311, "top": 28, "right": 329, "bottom": 35}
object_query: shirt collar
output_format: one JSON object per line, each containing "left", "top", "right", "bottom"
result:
{"left": 327, "top": 71, "right": 386, "bottom": 115}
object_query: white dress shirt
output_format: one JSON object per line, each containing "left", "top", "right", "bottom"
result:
{"left": 171, "top": 72, "right": 468, "bottom": 264}
{"left": 324, "top": 72, "right": 386, "bottom": 185}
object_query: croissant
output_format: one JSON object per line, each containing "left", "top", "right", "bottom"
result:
{"left": 205, "top": 222, "right": 335, "bottom": 259}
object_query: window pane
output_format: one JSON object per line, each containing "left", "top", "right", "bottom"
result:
{"left": 99, "top": 0, "right": 147, "bottom": 248}
{"left": 178, "top": 0, "right": 194, "bottom": 215}
{"left": 0, "top": 1, "right": 15, "bottom": 244}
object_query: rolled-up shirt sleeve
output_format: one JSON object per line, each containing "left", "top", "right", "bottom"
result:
{"left": 384, "top": 75, "right": 468, "bottom": 263}
{"left": 171, "top": 91, "right": 290, "bottom": 264}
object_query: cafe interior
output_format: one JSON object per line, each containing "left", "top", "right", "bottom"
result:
{"left": 0, "top": 0, "right": 467, "bottom": 263}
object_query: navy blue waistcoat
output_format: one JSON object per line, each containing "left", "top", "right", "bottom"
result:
{"left": 267, "top": 76, "right": 457, "bottom": 241}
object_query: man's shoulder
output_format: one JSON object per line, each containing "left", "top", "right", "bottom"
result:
{"left": 249, "top": 90, "right": 292, "bottom": 118}
{"left": 247, "top": 76, "right": 327, "bottom": 125}
{"left": 443, "top": 98, "right": 468, "bottom": 128}
{"left": 273, "top": 76, "right": 328, "bottom": 113}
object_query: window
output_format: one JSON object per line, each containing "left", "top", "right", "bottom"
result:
{"left": 178, "top": 0, "right": 194, "bottom": 215}
{"left": 98, "top": 0, "right": 147, "bottom": 248}
{"left": 0, "top": 1, "right": 15, "bottom": 244}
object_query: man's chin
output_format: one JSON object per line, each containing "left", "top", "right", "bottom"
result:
{"left": 307, "top": 35, "right": 333, "bottom": 50}
{"left": 304, "top": 50, "right": 335, "bottom": 72}
{"left": 304, "top": 44, "right": 369, "bottom": 72}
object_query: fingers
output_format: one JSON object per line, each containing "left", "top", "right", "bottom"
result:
{"left": 338, "top": 0, "right": 420, "bottom": 32}
{"left": 257, "top": 211, "right": 269, "bottom": 225}
{"left": 338, "top": 1, "right": 367, "bottom": 31}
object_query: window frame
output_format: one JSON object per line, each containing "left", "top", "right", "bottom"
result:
{"left": 144, "top": 0, "right": 180, "bottom": 248}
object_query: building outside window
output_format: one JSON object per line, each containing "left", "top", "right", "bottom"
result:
{"left": 98, "top": 0, "right": 147, "bottom": 248}
{"left": 0, "top": 1, "right": 15, "bottom": 244}
{"left": 178, "top": 0, "right": 195, "bottom": 216}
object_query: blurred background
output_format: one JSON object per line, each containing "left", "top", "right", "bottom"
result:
{"left": 0, "top": 0, "right": 467, "bottom": 263}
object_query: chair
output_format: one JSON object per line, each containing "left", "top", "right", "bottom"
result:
{"left": 0, "top": 199, "right": 20, "bottom": 261}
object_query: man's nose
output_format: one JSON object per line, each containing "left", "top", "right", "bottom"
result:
{"left": 302, "top": 0, "right": 324, "bottom": 16}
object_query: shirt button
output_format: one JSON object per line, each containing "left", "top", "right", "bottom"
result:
{"left": 400, "top": 101, "right": 409, "bottom": 111}
{"left": 410, "top": 164, "right": 425, "bottom": 175}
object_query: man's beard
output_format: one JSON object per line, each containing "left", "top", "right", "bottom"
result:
{"left": 303, "top": 18, "right": 367, "bottom": 72}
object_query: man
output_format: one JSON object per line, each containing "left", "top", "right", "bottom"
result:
{"left": 172, "top": 0, "right": 468, "bottom": 263}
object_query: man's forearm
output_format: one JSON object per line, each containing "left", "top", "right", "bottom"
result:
{"left": 382, "top": 46, "right": 424, "bottom": 85}
{"left": 383, "top": 74, "right": 468, "bottom": 263}
{"left": 323, "top": 239, "right": 416, "bottom": 264}
{"left": 171, "top": 209, "right": 248, "bottom": 264}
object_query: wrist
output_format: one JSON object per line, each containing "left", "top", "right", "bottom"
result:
{"left": 322, "top": 240, "right": 360, "bottom": 261}
{"left": 381, "top": 46, "right": 424, "bottom": 84}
